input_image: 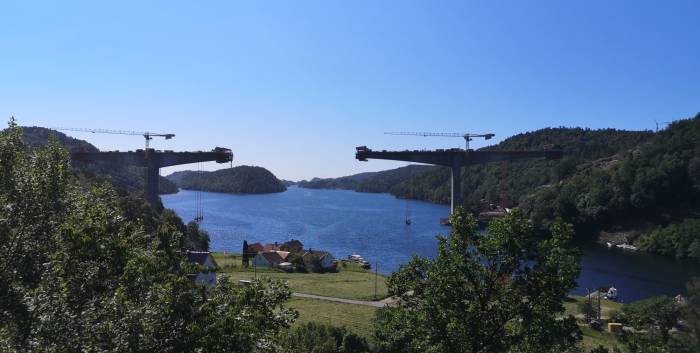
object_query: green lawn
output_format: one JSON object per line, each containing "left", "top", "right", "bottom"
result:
{"left": 564, "top": 295, "right": 624, "bottom": 320}
{"left": 289, "top": 296, "right": 624, "bottom": 351}
{"left": 563, "top": 296, "right": 625, "bottom": 351}
{"left": 212, "top": 252, "right": 388, "bottom": 300}
{"left": 288, "top": 297, "right": 378, "bottom": 338}
{"left": 215, "top": 253, "right": 626, "bottom": 350}
{"left": 579, "top": 326, "right": 624, "bottom": 351}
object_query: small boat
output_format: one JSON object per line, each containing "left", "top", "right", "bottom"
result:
{"left": 405, "top": 218, "right": 412, "bottom": 225}
{"left": 348, "top": 254, "right": 364, "bottom": 262}
{"left": 616, "top": 243, "right": 638, "bottom": 251}
{"left": 599, "top": 286, "right": 618, "bottom": 300}
{"left": 440, "top": 218, "right": 451, "bottom": 226}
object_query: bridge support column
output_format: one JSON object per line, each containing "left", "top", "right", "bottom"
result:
{"left": 145, "top": 162, "right": 161, "bottom": 207}
{"left": 451, "top": 165, "right": 462, "bottom": 214}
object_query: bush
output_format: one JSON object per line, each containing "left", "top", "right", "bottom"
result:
{"left": 280, "top": 322, "right": 369, "bottom": 353}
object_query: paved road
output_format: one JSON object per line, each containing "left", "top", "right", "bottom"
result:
{"left": 292, "top": 292, "right": 389, "bottom": 308}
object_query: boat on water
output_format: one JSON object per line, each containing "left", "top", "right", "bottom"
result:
{"left": 347, "top": 254, "right": 372, "bottom": 269}
{"left": 616, "top": 243, "right": 638, "bottom": 251}
{"left": 601, "top": 286, "right": 619, "bottom": 300}
{"left": 440, "top": 218, "right": 451, "bottom": 226}
{"left": 405, "top": 218, "right": 412, "bottom": 225}
{"left": 348, "top": 254, "right": 363, "bottom": 261}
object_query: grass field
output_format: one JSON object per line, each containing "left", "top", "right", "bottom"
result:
{"left": 214, "top": 253, "right": 625, "bottom": 350}
{"left": 564, "top": 295, "right": 624, "bottom": 320}
{"left": 288, "top": 297, "right": 378, "bottom": 338}
{"left": 212, "top": 252, "right": 388, "bottom": 300}
{"left": 288, "top": 295, "right": 625, "bottom": 351}
{"left": 564, "top": 296, "right": 625, "bottom": 351}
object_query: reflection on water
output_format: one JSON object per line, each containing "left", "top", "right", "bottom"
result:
{"left": 163, "top": 186, "right": 700, "bottom": 301}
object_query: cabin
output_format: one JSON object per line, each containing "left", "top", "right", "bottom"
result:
{"left": 253, "top": 251, "right": 290, "bottom": 268}
{"left": 186, "top": 250, "right": 218, "bottom": 287}
{"left": 302, "top": 250, "right": 336, "bottom": 272}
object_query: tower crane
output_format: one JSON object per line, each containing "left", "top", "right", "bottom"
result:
{"left": 54, "top": 127, "right": 175, "bottom": 149}
{"left": 384, "top": 132, "right": 495, "bottom": 150}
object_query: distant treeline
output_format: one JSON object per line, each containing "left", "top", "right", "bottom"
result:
{"left": 167, "top": 166, "right": 287, "bottom": 194}
{"left": 297, "top": 165, "right": 435, "bottom": 194}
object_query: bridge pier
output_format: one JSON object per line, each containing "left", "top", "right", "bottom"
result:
{"left": 145, "top": 156, "right": 162, "bottom": 206}
{"left": 451, "top": 165, "right": 462, "bottom": 214}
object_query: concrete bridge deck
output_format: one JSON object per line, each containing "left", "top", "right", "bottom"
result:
{"left": 71, "top": 147, "right": 233, "bottom": 205}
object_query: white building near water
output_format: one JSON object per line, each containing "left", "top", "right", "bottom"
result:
{"left": 186, "top": 251, "right": 218, "bottom": 287}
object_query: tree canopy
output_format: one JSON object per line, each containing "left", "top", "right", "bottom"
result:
{"left": 0, "top": 120, "right": 295, "bottom": 353}
{"left": 373, "top": 208, "right": 582, "bottom": 353}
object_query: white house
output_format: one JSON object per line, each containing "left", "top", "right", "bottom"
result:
{"left": 253, "top": 251, "right": 290, "bottom": 268}
{"left": 186, "top": 250, "right": 218, "bottom": 287}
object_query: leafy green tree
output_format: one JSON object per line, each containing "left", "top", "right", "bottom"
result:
{"left": 373, "top": 208, "right": 582, "bottom": 353}
{"left": 682, "top": 277, "right": 700, "bottom": 351}
{"left": 617, "top": 296, "right": 680, "bottom": 344}
{"left": 280, "top": 322, "right": 369, "bottom": 353}
{"left": 184, "top": 219, "right": 210, "bottom": 250}
{"left": 0, "top": 121, "right": 295, "bottom": 353}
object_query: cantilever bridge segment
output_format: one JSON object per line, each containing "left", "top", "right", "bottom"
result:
{"left": 355, "top": 147, "right": 562, "bottom": 214}
{"left": 71, "top": 147, "right": 233, "bottom": 206}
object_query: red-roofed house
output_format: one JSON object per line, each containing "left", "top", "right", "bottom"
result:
{"left": 253, "top": 251, "right": 290, "bottom": 268}
{"left": 262, "top": 242, "right": 281, "bottom": 252}
{"left": 247, "top": 242, "right": 264, "bottom": 254}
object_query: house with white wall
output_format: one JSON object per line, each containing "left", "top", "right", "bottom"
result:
{"left": 186, "top": 250, "right": 218, "bottom": 287}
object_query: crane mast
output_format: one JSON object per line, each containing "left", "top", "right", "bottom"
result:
{"left": 384, "top": 131, "right": 495, "bottom": 150}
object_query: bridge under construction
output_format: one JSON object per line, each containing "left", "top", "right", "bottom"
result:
{"left": 355, "top": 146, "right": 562, "bottom": 214}
{"left": 71, "top": 148, "right": 233, "bottom": 206}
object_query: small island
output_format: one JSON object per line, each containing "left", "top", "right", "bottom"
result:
{"left": 166, "top": 165, "right": 287, "bottom": 194}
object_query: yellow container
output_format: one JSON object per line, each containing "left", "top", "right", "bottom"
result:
{"left": 608, "top": 322, "right": 622, "bottom": 333}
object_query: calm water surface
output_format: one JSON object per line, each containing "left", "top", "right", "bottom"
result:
{"left": 163, "top": 186, "right": 700, "bottom": 302}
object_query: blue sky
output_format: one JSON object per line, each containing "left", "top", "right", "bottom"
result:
{"left": 1, "top": 1, "right": 698, "bottom": 180}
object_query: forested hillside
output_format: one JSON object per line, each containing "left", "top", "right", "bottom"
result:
{"left": 167, "top": 165, "right": 287, "bottom": 194}
{"left": 395, "top": 127, "right": 654, "bottom": 208}
{"left": 520, "top": 114, "right": 700, "bottom": 258}
{"left": 301, "top": 127, "right": 652, "bottom": 207}
{"left": 20, "top": 127, "right": 179, "bottom": 195}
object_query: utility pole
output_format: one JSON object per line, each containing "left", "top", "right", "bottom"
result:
{"left": 374, "top": 262, "right": 378, "bottom": 300}
{"left": 586, "top": 288, "right": 591, "bottom": 322}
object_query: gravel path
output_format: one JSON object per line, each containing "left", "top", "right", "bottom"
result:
{"left": 292, "top": 292, "right": 389, "bottom": 308}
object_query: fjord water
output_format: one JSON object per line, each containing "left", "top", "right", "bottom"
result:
{"left": 162, "top": 186, "right": 700, "bottom": 302}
